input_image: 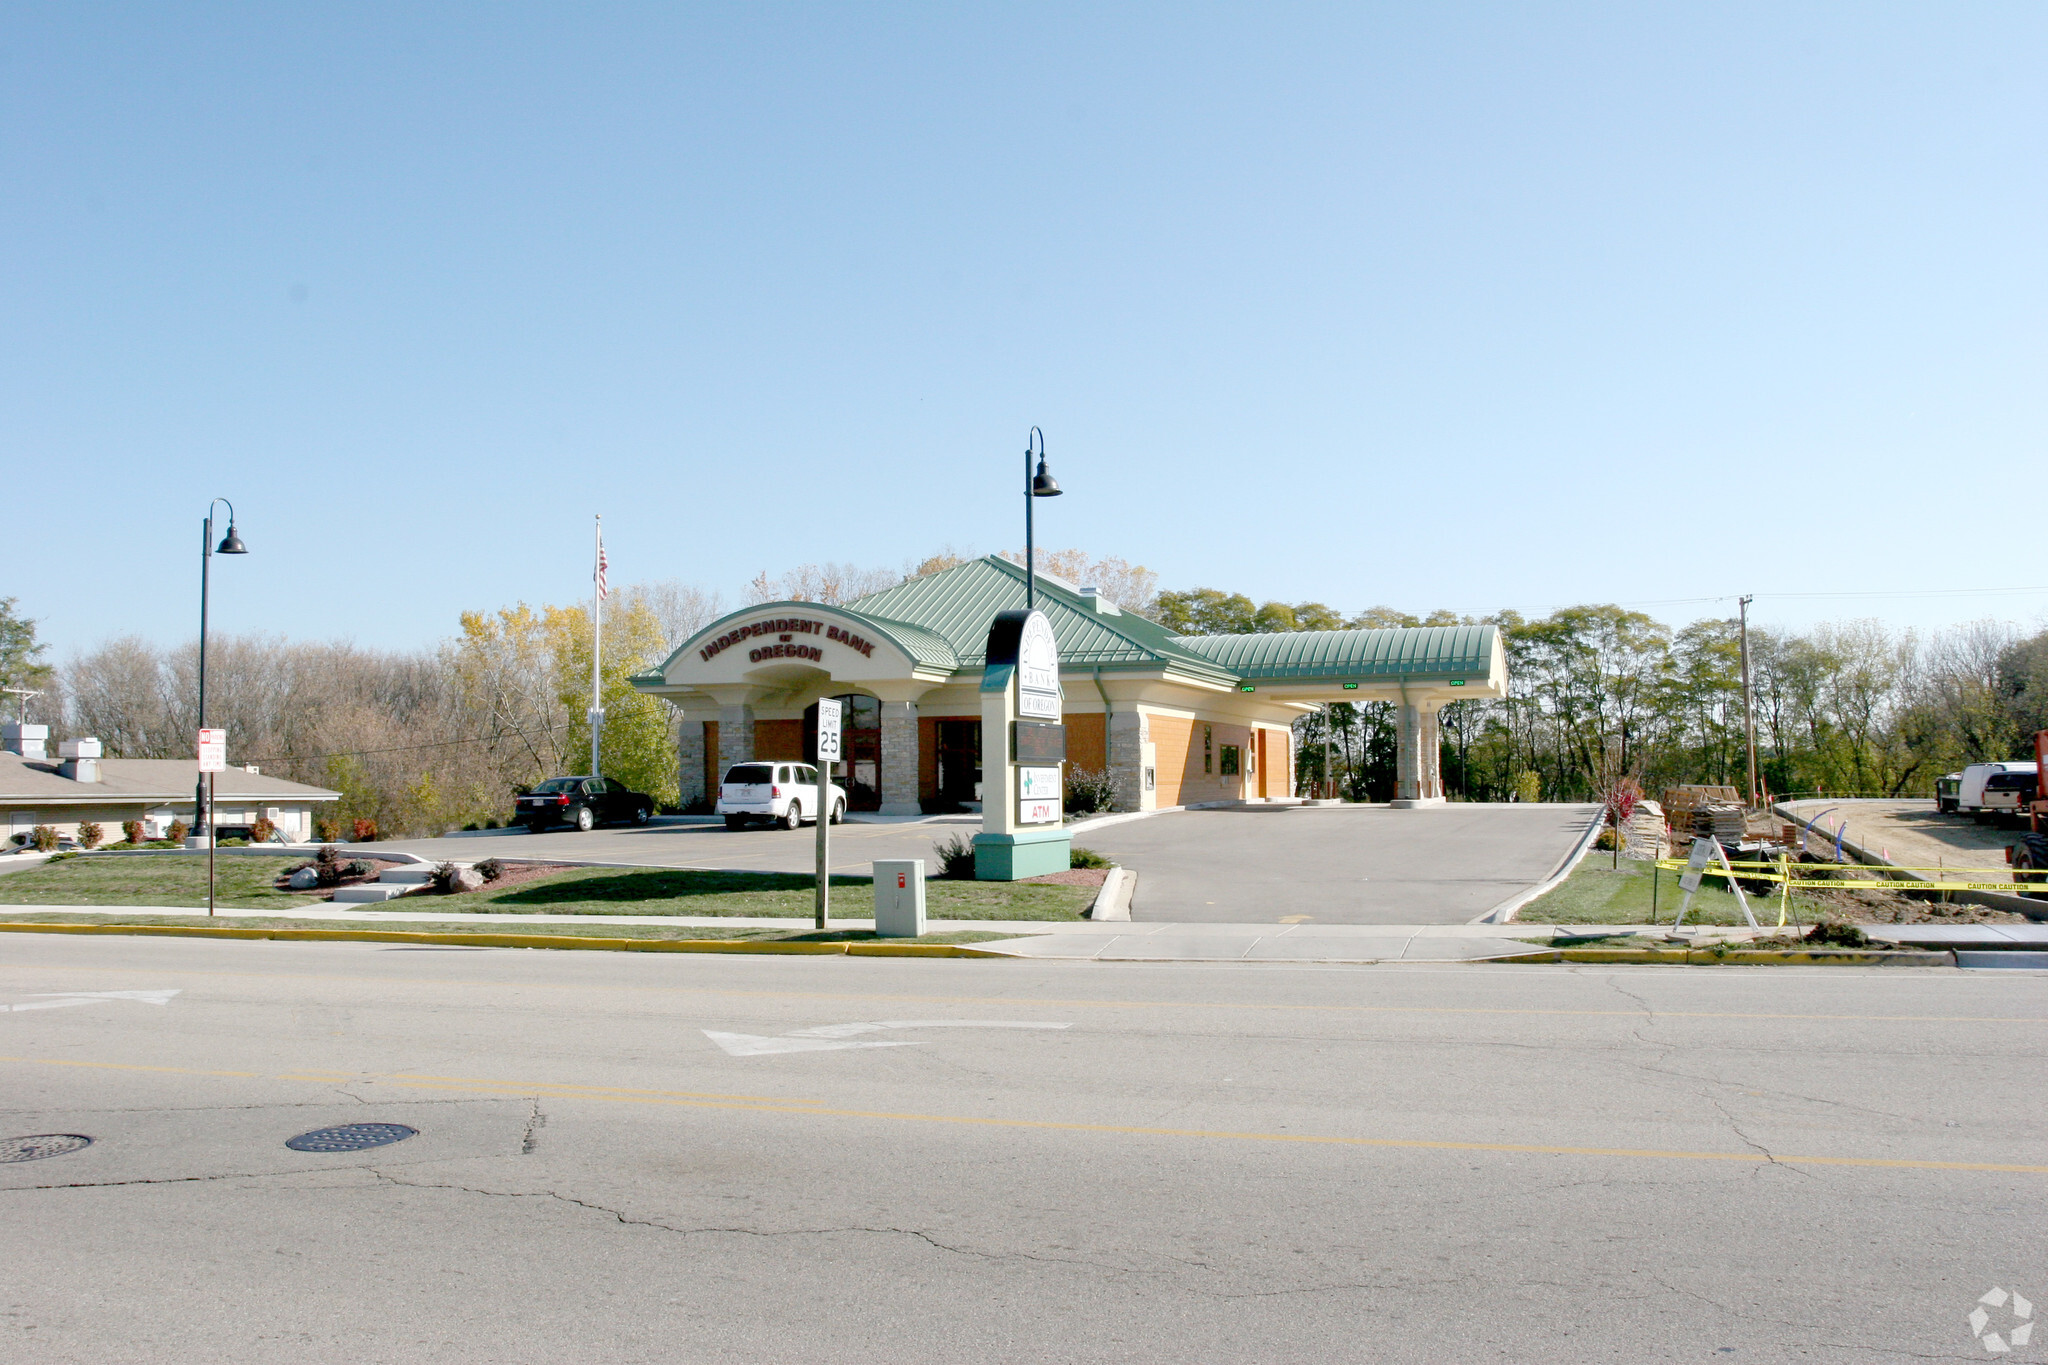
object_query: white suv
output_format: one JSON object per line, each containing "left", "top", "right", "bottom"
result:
{"left": 717, "top": 762, "right": 847, "bottom": 830}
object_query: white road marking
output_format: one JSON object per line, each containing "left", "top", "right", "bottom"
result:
{"left": 4, "top": 989, "right": 182, "bottom": 1013}
{"left": 704, "top": 1020, "right": 1071, "bottom": 1057}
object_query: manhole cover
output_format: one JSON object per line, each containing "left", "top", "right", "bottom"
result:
{"left": 0, "top": 1134, "right": 93, "bottom": 1164}
{"left": 285, "top": 1123, "right": 418, "bottom": 1153}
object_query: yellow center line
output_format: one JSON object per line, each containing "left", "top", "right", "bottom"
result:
{"left": 0, "top": 1053, "right": 260, "bottom": 1078}
{"left": 387, "top": 1072, "right": 828, "bottom": 1105}
{"left": 379, "top": 1076, "right": 2048, "bottom": 1175}
{"left": 8, "top": 1052, "right": 2040, "bottom": 1175}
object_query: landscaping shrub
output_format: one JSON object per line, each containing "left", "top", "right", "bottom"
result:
{"left": 250, "top": 816, "right": 276, "bottom": 843}
{"left": 1064, "top": 765, "right": 1117, "bottom": 816}
{"left": 77, "top": 822, "right": 103, "bottom": 849}
{"left": 314, "top": 844, "right": 345, "bottom": 888}
{"left": 343, "top": 859, "right": 372, "bottom": 878}
{"left": 1069, "top": 846, "right": 1111, "bottom": 870}
{"left": 122, "top": 820, "right": 144, "bottom": 845}
{"left": 476, "top": 858, "right": 506, "bottom": 882}
{"left": 1594, "top": 827, "right": 1621, "bottom": 851}
{"left": 429, "top": 861, "right": 461, "bottom": 892}
{"left": 315, "top": 818, "right": 339, "bottom": 841}
{"left": 934, "top": 832, "right": 977, "bottom": 880}
{"left": 1806, "top": 920, "right": 1870, "bottom": 949}
{"left": 30, "top": 825, "right": 59, "bottom": 852}
{"left": 166, "top": 820, "right": 189, "bottom": 844}
{"left": 350, "top": 818, "right": 378, "bottom": 843}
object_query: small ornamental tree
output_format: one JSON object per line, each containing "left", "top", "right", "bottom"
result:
{"left": 1598, "top": 774, "right": 1644, "bottom": 869}
{"left": 166, "top": 819, "right": 189, "bottom": 844}
{"left": 250, "top": 816, "right": 276, "bottom": 844}
{"left": 122, "top": 820, "right": 144, "bottom": 845}
{"left": 350, "top": 817, "right": 378, "bottom": 843}
{"left": 77, "top": 821, "right": 103, "bottom": 848}
{"left": 30, "top": 824, "right": 58, "bottom": 852}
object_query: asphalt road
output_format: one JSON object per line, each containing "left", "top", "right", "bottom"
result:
{"left": 1077, "top": 803, "right": 1600, "bottom": 923}
{"left": 5, "top": 935, "right": 2044, "bottom": 1363}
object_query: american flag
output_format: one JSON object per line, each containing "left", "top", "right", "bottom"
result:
{"left": 595, "top": 530, "right": 608, "bottom": 600}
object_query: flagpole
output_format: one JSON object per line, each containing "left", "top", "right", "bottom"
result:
{"left": 591, "top": 515, "right": 603, "bottom": 778}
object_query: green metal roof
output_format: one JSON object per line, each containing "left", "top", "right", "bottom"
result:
{"left": 1174, "top": 624, "right": 1498, "bottom": 680}
{"left": 847, "top": 556, "right": 1234, "bottom": 678}
{"left": 859, "top": 616, "right": 961, "bottom": 671}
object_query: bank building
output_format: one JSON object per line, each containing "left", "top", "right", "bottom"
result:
{"left": 631, "top": 555, "right": 1506, "bottom": 817}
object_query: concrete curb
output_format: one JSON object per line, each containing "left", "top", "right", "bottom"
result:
{"left": 1087, "top": 867, "right": 1132, "bottom": 921}
{"left": 1504, "top": 945, "right": 1954, "bottom": 967}
{"left": 1478, "top": 805, "right": 1607, "bottom": 924}
{"left": 0, "top": 922, "right": 1012, "bottom": 957}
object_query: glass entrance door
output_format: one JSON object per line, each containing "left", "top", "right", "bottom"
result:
{"left": 803, "top": 695, "right": 883, "bottom": 811}
{"left": 936, "top": 720, "right": 981, "bottom": 810}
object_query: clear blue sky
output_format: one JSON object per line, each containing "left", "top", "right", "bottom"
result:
{"left": 6, "top": 3, "right": 2044, "bottom": 659}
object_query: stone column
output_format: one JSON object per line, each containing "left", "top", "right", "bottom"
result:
{"left": 1396, "top": 703, "right": 1421, "bottom": 802}
{"left": 1108, "top": 710, "right": 1145, "bottom": 812}
{"left": 1419, "top": 705, "right": 1443, "bottom": 800}
{"left": 717, "top": 704, "right": 755, "bottom": 776}
{"left": 1393, "top": 700, "right": 1446, "bottom": 807}
{"left": 676, "top": 719, "right": 706, "bottom": 811}
{"left": 878, "top": 701, "right": 920, "bottom": 816}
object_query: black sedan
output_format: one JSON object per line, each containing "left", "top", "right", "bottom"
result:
{"left": 516, "top": 776, "right": 654, "bottom": 832}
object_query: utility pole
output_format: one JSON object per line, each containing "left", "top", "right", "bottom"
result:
{"left": 1738, "top": 594, "right": 1758, "bottom": 808}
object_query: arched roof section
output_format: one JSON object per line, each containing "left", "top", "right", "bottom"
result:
{"left": 1174, "top": 624, "right": 1502, "bottom": 686}
{"left": 640, "top": 600, "right": 959, "bottom": 687}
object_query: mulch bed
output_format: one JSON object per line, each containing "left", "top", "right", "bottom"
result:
{"left": 1018, "top": 868, "right": 1109, "bottom": 888}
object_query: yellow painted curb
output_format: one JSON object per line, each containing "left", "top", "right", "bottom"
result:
{"left": 1510, "top": 946, "right": 1952, "bottom": 967}
{"left": 0, "top": 922, "right": 1010, "bottom": 957}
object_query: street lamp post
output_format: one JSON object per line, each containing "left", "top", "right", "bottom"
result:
{"left": 193, "top": 500, "right": 248, "bottom": 855}
{"left": 1024, "top": 427, "right": 1061, "bottom": 610}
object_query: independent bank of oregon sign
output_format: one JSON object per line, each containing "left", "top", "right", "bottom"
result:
{"left": 697, "top": 616, "right": 882, "bottom": 667}
{"left": 1017, "top": 613, "right": 1060, "bottom": 720}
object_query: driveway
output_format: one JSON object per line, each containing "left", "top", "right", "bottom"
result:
{"left": 353, "top": 815, "right": 977, "bottom": 878}
{"left": 1073, "top": 803, "right": 1599, "bottom": 924}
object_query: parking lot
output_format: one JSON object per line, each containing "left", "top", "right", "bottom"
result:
{"left": 1076, "top": 802, "right": 1600, "bottom": 924}
{"left": 360, "top": 802, "right": 1598, "bottom": 925}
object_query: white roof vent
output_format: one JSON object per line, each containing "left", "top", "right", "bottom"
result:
{"left": 1079, "top": 586, "right": 1121, "bottom": 615}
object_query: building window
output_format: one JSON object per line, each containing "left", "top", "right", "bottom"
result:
{"left": 1220, "top": 745, "right": 1241, "bottom": 777}
{"left": 1204, "top": 725, "right": 1213, "bottom": 774}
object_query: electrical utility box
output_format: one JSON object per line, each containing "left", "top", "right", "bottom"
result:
{"left": 872, "top": 859, "right": 926, "bottom": 938}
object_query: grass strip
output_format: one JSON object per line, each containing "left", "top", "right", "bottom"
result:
{"left": 1519, "top": 856, "right": 1824, "bottom": 927}
{"left": 0, "top": 854, "right": 1093, "bottom": 921}
{"left": 0, "top": 911, "right": 1031, "bottom": 945}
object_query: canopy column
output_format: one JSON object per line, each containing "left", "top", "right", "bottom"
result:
{"left": 676, "top": 719, "right": 707, "bottom": 809}
{"left": 878, "top": 701, "right": 921, "bottom": 815}
{"left": 1393, "top": 700, "right": 1446, "bottom": 807}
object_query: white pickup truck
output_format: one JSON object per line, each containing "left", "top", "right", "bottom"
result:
{"left": 716, "top": 762, "right": 847, "bottom": 831}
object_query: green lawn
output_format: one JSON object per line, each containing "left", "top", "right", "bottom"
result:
{"left": 0, "top": 854, "right": 310, "bottom": 910}
{"left": 0, "top": 911, "right": 1030, "bottom": 945}
{"left": 1518, "top": 855, "right": 1821, "bottom": 927}
{"left": 0, "top": 853, "right": 1095, "bottom": 921}
{"left": 469, "top": 867, "right": 1094, "bottom": 920}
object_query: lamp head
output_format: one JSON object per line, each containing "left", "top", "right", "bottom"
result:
{"left": 1030, "top": 457, "right": 1062, "bottom": 498}
{"left": 216, "top": 525, "right": 248, "bottom": 555}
